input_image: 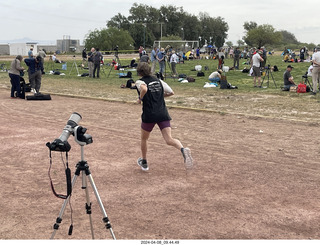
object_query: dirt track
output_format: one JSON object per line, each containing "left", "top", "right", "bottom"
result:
{"left": 1, "top": 88, "right": 320, "bottom": 240}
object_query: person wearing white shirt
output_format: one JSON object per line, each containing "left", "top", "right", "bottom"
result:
{"left": 251, "top": 50, "right": 264, "bottom": 87}
{"left": 169, "top": 50, "right": 178, "bottom": 76}
{"left": 311, "top": 47, "right": 320, "bottom": 95}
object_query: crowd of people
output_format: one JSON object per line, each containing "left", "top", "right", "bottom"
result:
{"left": 8, "top": 46, "right": 45, "bottom": 98}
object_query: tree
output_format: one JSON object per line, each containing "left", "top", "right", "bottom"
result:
{"left": 225, "top": 41, "right": 233, "bottom": 47}
{"left": 237, "top": 40, "right": 245, "bottom": 47}
{"left": 198, "top": 13, "right": 228, "bottom": 48}
{"left": 280, "top": 30, "right": 299, "bottom": 44}
{"left": 243, "top": 24, "right": 282, "bottom": 48}
{"left": 243, "top": 21, "right": 258, "bottom": 32}
{"left": 84, "top": 27, "right": 134, "bottom": 51}
{"left": 106, "top": 3, "right": 229, "bottom": 50}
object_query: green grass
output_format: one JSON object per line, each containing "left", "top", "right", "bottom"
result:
{"left": 1, "top": 54, "right": 319, "bottom": 123}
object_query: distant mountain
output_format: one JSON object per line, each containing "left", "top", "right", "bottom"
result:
{"left": 0, "top": 37, "right": 56, "bottom": 45}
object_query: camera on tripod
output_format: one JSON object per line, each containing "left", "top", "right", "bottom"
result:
{"left": 114, "top": 45, "right": 119, "bottom": 51}
{"left": 46, "top": 112, "right": 92, "bottom": 152}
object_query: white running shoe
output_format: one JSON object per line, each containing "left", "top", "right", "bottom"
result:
{"left": 182, "top": 148, "right": 193, "bottom": 169}
{"left": 137, "top": 157, "right": 149, "bottom": 171}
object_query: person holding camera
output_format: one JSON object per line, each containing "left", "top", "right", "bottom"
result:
{"left": 157, "top": 48, "right": 166, "bottom": 76}
{"left": 8, "top": 55, "right": 25, "bottom": 98}
{"left": 251, "top": 50, "right": 264, "bottom": 87}
{"left": 135, "top": 62, "right": 193, "bottom": 171}
{"left": 24, "top": 56, "right": 43, "bottom": 94}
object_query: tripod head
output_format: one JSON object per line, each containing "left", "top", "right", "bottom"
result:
{"left": 74, "top": 126, "right": 93, "bottom": 146}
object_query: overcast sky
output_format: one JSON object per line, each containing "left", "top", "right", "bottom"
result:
{"left": 1, "top": 0, "right": 319, "bottom": 46}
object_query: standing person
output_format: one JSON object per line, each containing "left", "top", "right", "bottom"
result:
{"left": 24, "top": 56, "right": 43, "bottom": 94}
{"left": 260, "top": 46, "right": 267, "bottom": 68}
{"left": 229, "top": 47, "right": 234, "bottom": 58}
{"left": 218, "top": 48, "right": 225, "bottom": 69}
{"left": 8, "top": 55, "right": 25, "bottom": 98}
{"left": 283, "top": 65, "right": 296, "bottom": 90}
{"left": 135, "top": 62, "right": 193, "bottom": 171}
{"left": 28, "top": 46, "right": 34, "bottom": 58}
{"left": 300, "top": 47, "right": 306, "bottom": 61}
{"left": 93, "top": 48, "right": 103, "bottom": 78}
{"left": 139, "top": 46, "right": 143, "bottom": 58}
{"left": 87, "top": 47, "right": 95, "bottom": 78}
{"left": 233, "top": 47, "right": 241, "bottom": 69}
{"left": 38, "top": 49, "right": 46, "bottom": 73}
{"left": 251, "top": 50, "right": 264, "bottom": 87}
{"left": 169, "top": 50, "right": 178, "bottom": 76}
{"left": 157, "top": 48, "right": 166, "bottom": 76}
{"left": 150, "top": 46, "right": 158, "bottom": 74}
{"left": 196, "top": 47, "right": 200, "bottom": 59}
{"left": 311, "top": 47, "right": 320, "bottom": 95}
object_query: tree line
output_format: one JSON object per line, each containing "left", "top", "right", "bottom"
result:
{"left": 83, "top": 3, "right": 318, "bottom": 52}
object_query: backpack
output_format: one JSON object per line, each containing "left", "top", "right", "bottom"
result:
{"left": 197, "top": 71, "right": 205, "bottom": 77}
{"left": 187, "top": 76, "right": 195, "bottom": 82}
{"left": 126, "top": 79, "right": 135, "bottom": 88}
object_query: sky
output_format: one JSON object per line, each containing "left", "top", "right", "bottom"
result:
{"left": 1, "top": 0, "right": 320, "bottom": 46}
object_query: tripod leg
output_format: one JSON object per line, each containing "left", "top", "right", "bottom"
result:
{"left": 87, "top": 174, "right": 116, "bottom": 240}
{"left": 82, "top": 171, "right": 95, "bottom": 239}
{"left": 270, "top": 71, "right": 277, "bottom": 88}
{"left": 50, "top": 174, "right": 78, "bottom": 239}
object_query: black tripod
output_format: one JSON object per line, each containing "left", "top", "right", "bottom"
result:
{"left": 261, "top": 66, "right": 277, "bottom": 88}
{"left": 302, "top": 72, "right": 313, "bottom": 91}
{"left": 108, "top": 50, "right": 121, "bottom": 78}
{"left": 163, "top": 56, "right": 177, "bottom": 81}
{"left": 50, "top": 129, "right": 116, "bottom": 240}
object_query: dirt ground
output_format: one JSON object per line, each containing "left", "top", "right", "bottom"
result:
{"left": 1, "top": 87, "right": 320, "bottom": 240}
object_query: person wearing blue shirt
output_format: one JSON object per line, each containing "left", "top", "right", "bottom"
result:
{"left": 150, "top": 46, "right": 158, "bottom": 75}
{"left": 24, "top": 56, "right": 43, "bottom": 94}
{"left": 157, "top": 48, "right": 166, "bottom": 76}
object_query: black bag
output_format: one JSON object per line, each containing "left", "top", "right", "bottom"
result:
{"left": 197, "top": 71, "right": 205, "bottom": 77}
{"left": 178, "top": 74, "right": 187, "bottom": 78}
{"left": 126, "top": 79, "right": 135, "bottom": 88}
{"left": 187, "top": 76, "right": 195, "bottom": 82}
{"left": 220, "top": 80, "right": 228, "bottom": 89}
{"left": 26, "top": 93, "right": 51, "bottom": 100}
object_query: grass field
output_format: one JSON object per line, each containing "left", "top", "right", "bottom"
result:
{"left": 1, "top": 53, "right": 319, "bottom": 123}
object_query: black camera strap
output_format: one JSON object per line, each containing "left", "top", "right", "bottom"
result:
{"left": 48, "top": 150, "right": 72, "bottom": 199}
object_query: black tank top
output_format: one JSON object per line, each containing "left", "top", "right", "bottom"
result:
{"left": 140, "top": 76, "right": 171, "bottom": 123}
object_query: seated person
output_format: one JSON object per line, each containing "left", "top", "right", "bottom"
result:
{"left": 307, "top": 62, "right": 313, "bottom": 76}
{"left": 283, "top": 65, "right": 296, "bottom": 90}
{"left": 130, "top": 58, "right": 138, "bottom": 68}
{"left": 284, "top": 54, "right": 290, "bottom": 62}
{"left": 208, "top": 69, "right": 222, "bottom": 83}
{"left": 52, "top": 53, "right": 64, "bottom": 63}
{"left": 139, "top": 54, "right": 149, "bottom": 63}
